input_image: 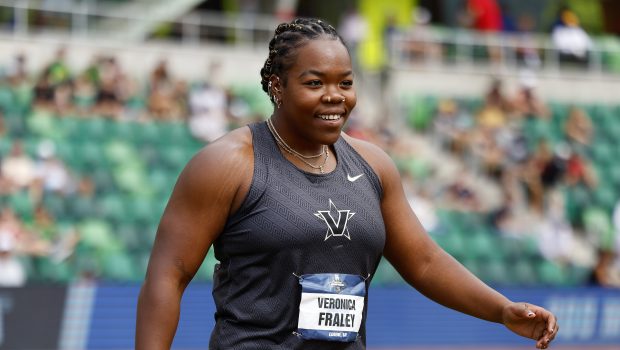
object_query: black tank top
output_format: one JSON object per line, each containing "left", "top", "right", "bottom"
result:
{"left": 209, "top": 121, "right": 386, "bottom": 349}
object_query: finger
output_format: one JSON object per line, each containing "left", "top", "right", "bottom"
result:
{"left": 536, "top": 336, "right": 550, "bottom": 349}
{"left": 523, "top": 303, "right": 536, "bottom": 318}
{"left": 548, "top": 323, "right": 559, "bottom": 342}
{"left": 536, "top": 338, "right": 548, "bottom": 349}
{"left": 546, "top": 312, "right": 557, "bottom": 334}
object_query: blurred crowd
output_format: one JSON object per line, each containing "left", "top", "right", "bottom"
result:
{"left": 385, "top": 1, "right": 598, "bottom": 71}
{"left": 383, "top": 75, "right": 620, "bottom": 288}
{"left": 1, "top": 8, "right": 619, "bottom": 287}
{"left": 0, "top": 47, "right": 264, "bottom": 286}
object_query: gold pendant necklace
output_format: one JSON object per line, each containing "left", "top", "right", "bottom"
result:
{"left": 267, "top": 118, "right": 329, "bottom": 173}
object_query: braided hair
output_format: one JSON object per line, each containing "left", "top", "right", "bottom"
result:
{"left": 260, "top": 18, "right": 347, "bottom": 104}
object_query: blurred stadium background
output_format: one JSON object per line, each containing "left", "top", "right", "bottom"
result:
{"left": 0, "top": 0, "right": 619, "bottom": 349}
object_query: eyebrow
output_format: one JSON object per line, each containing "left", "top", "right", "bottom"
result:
{"left": 298, "top": 69, "right": 353, "bottom": 78}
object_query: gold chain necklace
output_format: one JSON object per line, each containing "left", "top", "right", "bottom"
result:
{"left": 266, "top": 118, "right": 329, "bottom": 174}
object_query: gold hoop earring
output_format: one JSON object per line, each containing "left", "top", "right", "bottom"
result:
{"left": 276, "top": 97, "right": 282, "bottom": 109}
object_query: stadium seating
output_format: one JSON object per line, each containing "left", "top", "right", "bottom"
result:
{"left": 1, "top": 73, "right": 618, "bottom": 287}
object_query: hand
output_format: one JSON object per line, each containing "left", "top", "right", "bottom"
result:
{"left": 502, "top": 302, "right": 559, "bottom": 349}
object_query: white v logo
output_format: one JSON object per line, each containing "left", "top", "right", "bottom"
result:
{"left": 347, "top": 174, "right": 363, "bottom": 182}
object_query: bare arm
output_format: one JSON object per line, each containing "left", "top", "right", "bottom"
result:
{"left": 345, "top": 135, "right": 558, "bottom": 349}
{"left": 135, "top": 128, "right": 253, "bottom": 349}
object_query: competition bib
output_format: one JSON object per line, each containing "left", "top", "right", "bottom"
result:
{"left": 297, "top": 273, "right": 365, "bottom": 342}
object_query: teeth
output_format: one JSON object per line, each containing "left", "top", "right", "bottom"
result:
{"left": 318, "top": 114, "right": 341, "bottom": 120}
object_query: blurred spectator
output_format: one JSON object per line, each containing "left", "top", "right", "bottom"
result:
{"left": 537, "top": 191, "right": 577, "bottom": 264}
{"left": 614, "top": 199, "right": 620, "bottom": 244}
{"left": 461, "top": 0, "right": 503, "bottom": 63}
{"left": 469, "top": 127, "right": 504, "bottom": 179}
{"left": 462, "top": 0, "right": 502, "bottom": 32}
{"left": 0, "top": 110, "right": 6, "bottom": 136}
{"left": 34, "top": 140, "right": 74, "bottom": 196}
{"left": 188, "top": 80, "right": 229, "bottom": 142}
{"left": 32, "top": 70, "right": 55, "bottom": 110}
{"left": 496, "top": 120, "right": 529, "bottom": 165}
{"left": 484, "top": 79, "right": 512, "bottom": 112}
{"left": 28, "top": 205, "right": 79, "bottom": 263}
{"left": 585, "top": 204, "right": 619, "bottom": 287}
{"left": 339, "top": 6, "right": 368, "bottom": 70}
{"left": 94, "top": 56, "right": 125, "bottom": 119}
{"left": 551, "top": 9, "right": 592, "bottom": 66}
{"left": 564, "top": 148, "right": 597, "bottom": 188}
{"left": 521, "top": 139, "right": 565, "bottom": 213}
{"left": 514, "top": 14, "right": 542, "bottom": 70}
{"left": 590, "top": 248, "right": 620, "bottom": 287}
{"left": 46, "top": 46, "right": 72, "bottom": 86}
{"left": 72, "top": 72, "right": 97, "bottom": 115}
{"left": 510, "top": 73, "right": 550, "bottom": 119}
{"left": 406, "top": 186, "right": 439, "bottom": 233}
{"left": 433, "top": 98, "right": 473, "bottom": 155}
{"left": 564, "top": 106, "right": 593, "bottom": 147}
{"left": 1, "top": 140, "right": 36, "bottom": 192}
{"left": 53, "top": 80, "right": 73, "bottom": 115}
{"left": 402, "top": 7, "right": 443, "bottom": 63}
{"left": 147, "top": 59, "right": 186, "bottom": 120}
{"left": 6, "top": 52, "right": 29, "bottom": 86}
{"left": 444, "top": 177, "right": 482, "bottom": 212}
{"left": 148, "top": 59, "right": 175, "bottom": 119}
{"left": 0, "top": 208, "right": 26, "bottom": 287}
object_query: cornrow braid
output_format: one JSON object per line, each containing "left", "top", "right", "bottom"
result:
{"left": 260, "top": 17, "right": 347, "bottom": 104}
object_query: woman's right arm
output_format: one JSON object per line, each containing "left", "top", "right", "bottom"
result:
{"left": 135, "top": 128, "right": 253, "bottom": 349}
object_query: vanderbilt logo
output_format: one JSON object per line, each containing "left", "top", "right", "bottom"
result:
{"left": 314, "top": 199, "right": 355, "bottom": 241}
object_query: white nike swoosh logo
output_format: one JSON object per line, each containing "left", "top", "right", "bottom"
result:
{"left": 347, "top": 174, "right": 364, "bottom": 182}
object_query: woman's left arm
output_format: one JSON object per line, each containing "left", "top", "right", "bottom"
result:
{"left": 347, "top": 136, "right": 558, "bottom": 349}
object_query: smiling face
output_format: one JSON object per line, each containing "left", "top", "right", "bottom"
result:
{"left": 271, "top": 37, "right": 356, "bottom": 151}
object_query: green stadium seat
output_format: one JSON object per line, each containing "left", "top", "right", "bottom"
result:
{"left": 116, "top": 223, "right": 142, "bottom": 250}
{"left": 133, "top": 121, "right": 161, "bottom": 145}
{"left": 406, "top": 96, "right": 435, "bottom": 131}
{"left": 583, "top": 207, "right": 615, "bottom": 251}
{"left": 33, "top": 257, "right": 74, "bottom": 282}
{"left": 432, "top": 230, "right": 466, "bottom": 260}
{"left": 194, "top": 249, "right": 220, "bottom": 282}
{"left": 565, "top": 265, "right": 592, "bottom": 286}
{"left": 64, "top": 194, "right": 97, "bottom": 220}
{"left": 8, "top": 191, "right": 34, "bottom": 221}
{"left": 42, "top": 194, "right": 67, "bottom": 218}
{"left": 78, "top": 219, "right": 119, "bottom": 251}
{"left": 477, "top": 257, "right": 509, "bottom": 285}
{"left": 97, "top": 194, "right": 127, "bottom": 225}
{"left": 511, "top": 259, "right": 538, "bottom": 286}
{"left": 371, "top": 258, "right": 405, "bottom": 286}
{"left": 464, "top": 229, "right": 498, "bottom": 261}
{"left": 159, "top": 145, "right": 191, "bottom": 172}
{"left": 0, "top": 86, "right": 13, "bottom": 110}
{"left": 26, "top": 110, "right": 64, "bottom": 140}
{"left": 74, "top": 118, "right": 108, "bottom": 142}
{"left": 100, "top": 250, "right": 139, "bottom": 281}
{"left": 536, "top": 260, "right": 568, "bottom": 286}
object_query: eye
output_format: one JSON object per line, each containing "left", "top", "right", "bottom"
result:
{"left": 304, "top": 80, "right": 322, "bottom": 87}
{"left": 340, "top": 80, "right": 353, "bottom": 88}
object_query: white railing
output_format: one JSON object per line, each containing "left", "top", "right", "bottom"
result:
{"left": 389, "top": 26, "right": 620, "bottom": 77}
{"left": 0, "top": 0, "right": 280, "bottom": 46}
{"left": 1, "top": 1, "right": 620, "bottom": 76}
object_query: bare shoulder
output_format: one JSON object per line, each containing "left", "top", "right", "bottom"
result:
{"left": 192, "top": 125, "right": 253, "bottom": 170}
{"left": 341, "top": 133, "right": 398, "bottom": 184}
{"left": 175, "top": 125, "right": 253, "bottom": 207}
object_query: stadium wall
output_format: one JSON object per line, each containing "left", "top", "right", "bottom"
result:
{"left": 0, "top": 284, "right": 618, "bottom": 349}
{"left": 2, "top": 35, "right": 619, "bottom": 105}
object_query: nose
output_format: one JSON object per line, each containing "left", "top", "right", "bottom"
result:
{"left": 322, "top": 95, "right": 346, "bottom": 104}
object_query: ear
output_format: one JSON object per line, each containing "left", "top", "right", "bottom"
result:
{"left": 269, "top": 75, "right": 282, "bottom": 95}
